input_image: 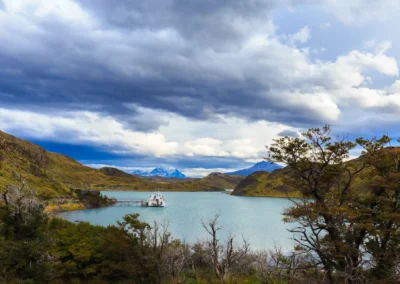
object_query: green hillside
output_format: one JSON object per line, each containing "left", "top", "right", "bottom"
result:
{"left": 201, "top": 172, "right": 243, "bottom": 188}
{"left": 0, "top": 130, "right": 244, "bottom": 198}
{"left": 99, "top": 167, "right": 136, "bottom": 178}
{"left": 232, "top": 169, "right": 301, "bottom": 197}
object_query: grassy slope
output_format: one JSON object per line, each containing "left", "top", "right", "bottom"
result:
{"left": 200, "top": 173, "right": 243, "bottom": 189}
{"left": 0, "top": 130, "right": 72, "bottom": 198}
{"left": 232, "top": 169, "right": 302, "bottom": 198}
{"left": 0, "top": 130, "right": 243, "bottom": 198}
{"left": 98, "top": 167, "right": 136, "bottom": 178}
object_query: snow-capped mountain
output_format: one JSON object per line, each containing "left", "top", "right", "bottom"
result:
{"left": 131, "top": 168, "right": 186, "bottom": 178}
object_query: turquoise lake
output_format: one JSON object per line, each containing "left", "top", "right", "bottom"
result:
{"left": 57, "top": 191, "right": 296, "bottom": 250}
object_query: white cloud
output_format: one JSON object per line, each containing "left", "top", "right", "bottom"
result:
{"left": 3, "top": 0, "right": 94, "bottom": 25}
{"left": 386, "top": 80, "right": 400, "bottom": 93}
{"left": 0, "top": 108, "right": 179, "bottom": 157}
{"left": 0, "top": 107, "right": 297, "bottom": 160}
{"left": 325, "top": 0, "right": 400, "bottom": 26}
{"left": 335, "top": 50, "right": 398, "bottom": 77}
{"left": 157, "top": 113, "right": 294, "bottom": 159}
{"left": 281, "top": 91, "right": 341, "bottom": 121}
{"left": 334, "top": 87, "right": 400, "bottom": 111}
{"left": 289, "top": 26, "right": 311, "bottom": 44}
{"left": 185, "top": 138, "right": 228, "bottom": 157}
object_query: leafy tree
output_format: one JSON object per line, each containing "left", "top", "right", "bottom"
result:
{"left": 50, "top": 218, "right": 144, "bottom": 282}
{"left": 0, "top": 176, "right": 54, "bottom": 282}
{"left": 268, "top": 125, "right": 400, "bottom": 283}
{"left": 356, "top": 136, "right": 400, "bottom": 281}
{"left": 268, "top": 125, "right": 368, "bottom": 283}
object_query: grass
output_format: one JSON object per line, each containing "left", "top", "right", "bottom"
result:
{"left": 45, "top": 202, "right": 85, "bottom": 213}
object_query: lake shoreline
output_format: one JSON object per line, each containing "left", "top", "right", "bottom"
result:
{"left": 83, "top": 188, "right": 297, "bottom": 198}
{"left": 57, "top": 191, "right": 296, "bottom": 250}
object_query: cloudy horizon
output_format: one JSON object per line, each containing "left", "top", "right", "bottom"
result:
{"left": 1, "top": 0, "right": 400, "bottom": 177}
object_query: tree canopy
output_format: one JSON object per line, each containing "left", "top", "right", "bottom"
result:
{"left": 268, "top": 125, "right": 400, "bottom": 283}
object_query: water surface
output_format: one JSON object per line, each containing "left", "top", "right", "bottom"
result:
{"left": 58, "top": 191, "right": 296, "bottom": 250}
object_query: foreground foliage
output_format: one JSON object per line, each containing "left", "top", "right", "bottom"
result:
{"left": 268, "top": 125, "right": 400, "bottom": 283}
{"left": 0, "top": 181, "right": 255, "bottom": 283}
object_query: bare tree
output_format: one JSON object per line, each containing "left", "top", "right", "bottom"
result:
{"left": 145, "top": 219, "right": 191, "bottom": 283}
{"left": 201, "top": 213, "right": 253, "bottom": 280}
{"left": 255, "top": 244, "right": 319, "bottom": 284}
{"left": 161, "top": 240, "right": 191, "bottom": 281}
{"left": 201, "top": 213, "right": 223, "bottom": 278}
{"left": 145, "top": 219, "right": 172, "bottom": 259}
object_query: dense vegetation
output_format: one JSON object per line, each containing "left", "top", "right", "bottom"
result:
{"left": 0, "top": 180, "right": 306, "bottom": 283}
{"left": 44, "top": 189, "right": 117, "bottom": 213}
{"left": 268, "top": 125, "right": 400, "bottom": 283}
{"left": 74, "top": 189, "right": 117, "bottom": 208}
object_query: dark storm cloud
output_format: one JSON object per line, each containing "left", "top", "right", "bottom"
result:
{"left": 77, "top": 0, "right": 278, "bottom": 48}
{"left": 80, "top": 154, "right": 254, "bottom": 172}
{"left": 0, "top": 61, "right": 326, "bottom": 130}
{"left": 0, "top": 0, "right": 339, "bottom": 131}
{"left": 277, "top": 129, "right": 299, "bottom": 137}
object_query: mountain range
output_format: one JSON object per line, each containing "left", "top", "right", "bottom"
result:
{"left": 225, "top": 161, "right": 282, "bottom": 176}
{"left": 131, "top": 161, "right": 281, "bottom": 179}
{"left": 132, "top": 168, "right": 185, "bottom": 178}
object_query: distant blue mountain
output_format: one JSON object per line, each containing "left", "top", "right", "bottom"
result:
{"left": 225, "top": 161, "right": 282, "bottom": 176}
{"left": 132, "top": 167, "right": 186, "bottom": 178}
{"left": 131, "top": 169, "right": 149, "bottom": 176}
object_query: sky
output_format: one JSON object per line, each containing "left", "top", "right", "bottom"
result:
{"left": 1, "top": 0, "right": 400, "bottom": 177}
